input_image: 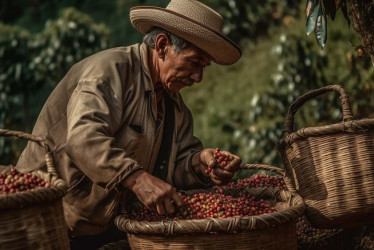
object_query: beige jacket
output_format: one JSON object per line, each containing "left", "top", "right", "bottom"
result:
{"left": 17, "top": 43, "right": 209, "bottom": 236}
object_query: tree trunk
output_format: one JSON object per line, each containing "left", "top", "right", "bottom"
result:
{"left": 348, "top": 0, "right": 374, "bottom": 66}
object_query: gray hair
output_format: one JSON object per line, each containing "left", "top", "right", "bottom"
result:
{"left": 143, "top": 27, "right": 192, "bottom": 54}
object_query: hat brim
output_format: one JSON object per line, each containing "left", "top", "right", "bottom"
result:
{"left": 130, "top": 7, "right": 241, "bottom": 65}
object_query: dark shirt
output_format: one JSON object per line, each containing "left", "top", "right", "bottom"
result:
{"left": 153, "top": 94, "right": 174, "bottom": 181}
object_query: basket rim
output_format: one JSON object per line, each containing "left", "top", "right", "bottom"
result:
{"left": 0, "top": 129, "right": 67, "bottom": 210}
{"left": 115, "top": 188, "right": 306, "bottom": 235}
{"left": 0, "top": 171, "right": 67, "bottom": 210}
{"left": 278, "top": 118, "right": 374, "bottom": 147}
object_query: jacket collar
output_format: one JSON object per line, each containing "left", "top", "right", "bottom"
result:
{"left": 140, "top": 43, "right": 154, "bottom": 92}
{"left": 140, "top": 43, "right": 182, "bottom": 112}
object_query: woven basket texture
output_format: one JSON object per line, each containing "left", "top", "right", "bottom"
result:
{"left": 0, "top": 129, "right": 69, "bottom": 250}
{"left": 115, "top": 164, "right": 305, "bottom": 250}
{"left": 278, "top": 85, "right": 374, "bottom": 229}
{"left": 297, "top": 229, "right": 343, "bottom": 250}
{"left": 126, "top": 222, "right": 295, "bottom": 250}
{"left": 98, "top": 239, "right": 131, "bottom": 250}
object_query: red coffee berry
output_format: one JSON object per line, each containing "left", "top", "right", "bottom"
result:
{"left": 296, "top": 216, "right": 340, "bottom": 243}
{"left": 130, "top": 189, "right": 276, "bottom": 221}
{"left": 0, "top": 168, "right": 52, "bottom": 195}
{"left": 205, "top": 148, "right": 233, "bottom": 175}
{"left": 225, "top": 174, "right": 288, "bottom": 190}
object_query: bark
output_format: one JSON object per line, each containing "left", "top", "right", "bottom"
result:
{"left": 348, "top": 0, "right": 374, "bottom": 66}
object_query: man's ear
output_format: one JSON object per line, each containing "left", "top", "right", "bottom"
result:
{"left": 155, "top": 33, "right": 170, "bottom": 59}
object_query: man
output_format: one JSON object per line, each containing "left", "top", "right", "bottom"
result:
{"left": 17, "top": 0, "right": 242, "bottom": 248}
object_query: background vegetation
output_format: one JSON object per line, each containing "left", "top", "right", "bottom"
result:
{"left": 1, "top": 0, "right": 373, "bottom": 170}
{"left": 1, "top": 1, "right": 374, "bottom": 248}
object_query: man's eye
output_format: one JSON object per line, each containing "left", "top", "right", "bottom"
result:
{"left": 191, "top": 61, "right": 200, "bottom": 66}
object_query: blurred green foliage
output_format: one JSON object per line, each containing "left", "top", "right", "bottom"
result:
{"left": 0, "top": 8, "right": 110, "bottom": 162}
{"left": 35, "top": 8, "right": 110, "bottom": 84}
{"left": 0, "top": 23, "right": 32, "bottom": 163}
{"left": 182, "top": 8, "right": 374, "bottom": 167}
{"left": 1, "top": 1, "right": 373, "bottom": 170}
{"left": 0, "top": 0, "right": 169, "bottom": 46}
{"left": 203, "top": 0, "right": 299, "bottom": 44}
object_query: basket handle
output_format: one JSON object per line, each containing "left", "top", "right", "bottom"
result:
{"left": 0, "top": 129, "right": 58, "bottom": 176}
{"left": 240, "top": 164, "right": 296, "bottom": 192}
{"left": 240, "top": 163, "right": 285, "bottom": 176}
{"left": 282, "top": 85, "right": 353, "bottom": 134}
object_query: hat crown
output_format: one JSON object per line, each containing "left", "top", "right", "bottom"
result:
{"left": 129, "top": 0, "right": 241, "bottom": 64}
{"left": 166, "top": 0, "right": 223, "bottom": 32}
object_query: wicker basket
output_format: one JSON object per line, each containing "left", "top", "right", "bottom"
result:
{"left": 98, "top": 239, "right": 131, "bottom": 250}
{"left": 277, "top": 85, "right": 374, "bottom": 229}
{"left": 115, "top": 164, "right": 305, "bottom": 250}
{"left": 0, "top": 129, "right": 69, "bottom": 250}
{"left": 296, "top": 216, "right": 343, "bottom": 250}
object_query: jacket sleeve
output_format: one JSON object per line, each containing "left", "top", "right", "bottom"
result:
{"left": 66, "top": 77, "right": 142, "bottom": 192}
{"left": 172, "top": 107, "right": 213, "bottom": 190}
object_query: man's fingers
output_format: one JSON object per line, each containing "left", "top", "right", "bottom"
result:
{"left": 155, "top": 191, "right": 187, "bottom": 216}
{"left": 200, "top": 148, "right": 242, "bottom": 186}
{"left": 224, "top": 159, "right": 241, "bottom": 172}
{"left": 200, "top": 149, "right": 216, "bottom": 167}
{"left": 172, "top": 192, "right": 187, "bottom": 216}
{"left": 207, "top": 159, "right": 216, "bottom": 168}
{"left": 156, "top": 201, "right": 166, "bottom": 215}
{"left": 211, "top": 167, "right": 234, "bottom": 181}
{"left": 164, "top": 199, "right": 176, "bottom": 215}
{"left": 220, "top": 151, "right": 241, "bottom": 171}
{"left": 210, "top": 175, "right": 224, "bottom": 186}
{"left": 147, "top": 204, "right": 157, "bottom": 212}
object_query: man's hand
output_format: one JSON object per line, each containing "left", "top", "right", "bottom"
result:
{"left": 122, "top": 170, "right": 186, "bottom": 216}
{"left": 195, "top": 148, "right": 241, "bottom": 185}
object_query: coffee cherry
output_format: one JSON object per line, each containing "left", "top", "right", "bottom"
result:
{"left": 0, "top": 168, "right": 52, "bottom": 195}
{"left": 296, "top": 216, "right": 340, "bottom": 243}
{"left": 225, "top": 174, "right": 287, "bottom": 190}
{"left": 130, "top": 189, "right": 276, "bottom": 221}
{"left": 205, "top": 148, "right": 233, "bottom": 175}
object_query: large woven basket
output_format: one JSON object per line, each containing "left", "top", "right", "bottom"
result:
{"left": 0, "top": 129, "right": 69, "bottom": 250}
{"left": 115, "top": 164, "right": 306, "bottom": 250}
{"left": 277, "top": 85, "right": 374, "bottom": 229}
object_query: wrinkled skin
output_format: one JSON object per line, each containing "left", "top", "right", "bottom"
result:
{"left": 122, "top": 148, "right": 241, "bottom": 215}
{"left": 151, "top": 33, "right": 212, "bottom": 99}
{"left": 197, "top": 148, "right": 242, "bottom": 186}
{"left": 122, "top": 170, "right": 187, "bottom": 215}
{"left": 122, "top": 34, "right": 241, "bottom": 215}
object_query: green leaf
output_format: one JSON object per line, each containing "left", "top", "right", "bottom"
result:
{"left": 306, "top": 1, "right": 320, "bottom": 36}
{"left": 323, "top": 0, "right": 337, "bottom": 20}
{"left": 314, "top": 5, "right": 327, "bottom": 48}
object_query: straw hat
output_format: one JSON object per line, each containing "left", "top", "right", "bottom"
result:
{"left": 129, "top": 0, "right": 242, "bottom": 65}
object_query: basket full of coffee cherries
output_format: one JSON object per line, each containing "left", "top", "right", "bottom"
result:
{"left": 0, "top": 129, "right": 69, "bottom": 250}
{"left": 115, "top": 148, "right": 306, "bottom": 250}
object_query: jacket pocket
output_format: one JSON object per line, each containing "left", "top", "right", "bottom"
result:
{"left": 114, "top": 123, "right": 145, "bottom": 159}
{"left": 63, "top": 175, "right": 121, "bottom": 228}
{"left": 64, "top": 174, "right": 92, "bottom": 206}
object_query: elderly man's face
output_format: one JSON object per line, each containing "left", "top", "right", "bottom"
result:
{"left": 159, "top": 45, "right": 212, "bottom": 92}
